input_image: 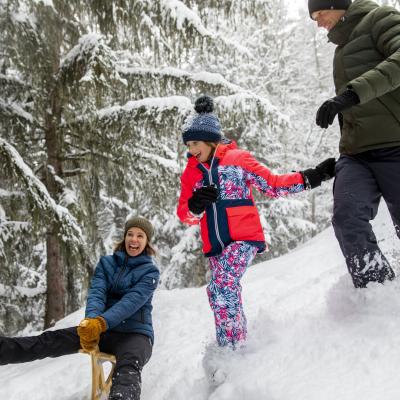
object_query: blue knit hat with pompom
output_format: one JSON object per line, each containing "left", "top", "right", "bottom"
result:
{"left": 182, "top": 95, "right": 222, "bottom": 144}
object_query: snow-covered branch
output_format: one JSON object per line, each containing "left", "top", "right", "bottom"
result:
{"left": 158, "top": 0, "right": 252, "bottom": 57}
{"left": 0, "top": 138, "right": 83, "bottom": 245}
{"left": 59, "top": 33, "right": 125, "bottom": 87}
{"left": 0, "top": 98, "right": 33, "bottom": 123}
{"left": 118, "top": 66, "right": 243, "bottom": 96}
{"left": 96, "top": 95, "right": 192, "bottom": 120}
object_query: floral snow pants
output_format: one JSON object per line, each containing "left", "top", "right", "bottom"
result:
{"left": 207, "top": 241, "right": 258, "bottom": 348}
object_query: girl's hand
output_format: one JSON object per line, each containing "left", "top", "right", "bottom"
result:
{"left": 188, "top": 185, "right": 218, "bottom": 214}
{"left": 301, "top": 158, "right": 336, "bottom": 189}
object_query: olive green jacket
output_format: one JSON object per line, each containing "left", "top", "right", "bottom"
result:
{"left": 328, "top": 0, "right": 400, "bottom": 154}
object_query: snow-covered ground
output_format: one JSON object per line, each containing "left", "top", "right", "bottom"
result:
{"left": 1, "top": 204, "right": 400, "bottom": 400}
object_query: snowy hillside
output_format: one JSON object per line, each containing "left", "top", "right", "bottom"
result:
{"left": 1, "top": 204, "right": 400, "bottom": 400}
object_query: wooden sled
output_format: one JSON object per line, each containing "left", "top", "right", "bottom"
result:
{"left": 80, "top": 348, "right": 116, "bottom": 400}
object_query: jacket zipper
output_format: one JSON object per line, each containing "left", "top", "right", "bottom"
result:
{"left": 204, "top": 145, "right": 224, "bottom": 252}
{"left": 112, "top": 254, "right": 127, "bottom": 292}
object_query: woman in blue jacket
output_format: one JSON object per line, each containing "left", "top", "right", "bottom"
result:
{"left": 0, "top": 216, "right": 160, "bottom": 400}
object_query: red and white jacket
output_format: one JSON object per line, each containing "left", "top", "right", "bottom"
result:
{"left": 177, "top": 141, "right": 305, "bottom": 257}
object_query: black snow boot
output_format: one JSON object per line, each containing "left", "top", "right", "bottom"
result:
{"left": 108, "top": 364, "right": 142, "bottom": 400}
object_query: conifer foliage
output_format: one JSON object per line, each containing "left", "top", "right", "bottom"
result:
{"left": 0, "top": 0, "right": 336, "bottom": 334}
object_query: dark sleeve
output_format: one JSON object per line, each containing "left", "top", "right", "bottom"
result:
{"left": 349, "top": 7, "right": 400, "bottom": 103}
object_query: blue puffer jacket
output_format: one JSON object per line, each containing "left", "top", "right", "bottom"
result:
{"left": 85, "top": 251, "right": 160, "bottom": 343}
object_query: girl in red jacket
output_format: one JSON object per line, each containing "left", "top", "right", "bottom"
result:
{"left": 177, "top": 95, "right": 334, "bottom": 349}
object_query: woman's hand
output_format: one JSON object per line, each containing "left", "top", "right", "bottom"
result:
{"left": 77, "top": 317, "right": 107, "bottom": 351}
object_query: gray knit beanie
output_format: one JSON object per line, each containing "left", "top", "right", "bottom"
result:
{"left": 124, "top": 216, "right": 154, "bottom": 241}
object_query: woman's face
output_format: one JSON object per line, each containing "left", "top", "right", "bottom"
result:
{"left": 125, "top": 227, "right": 147, "bottom": 257}
{"left": 186, "top": 140, "right": 214, "bottom": 163}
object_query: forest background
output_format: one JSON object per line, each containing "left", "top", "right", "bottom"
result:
{"left": 1, "top": 0, "right": 398, "bottom": 335}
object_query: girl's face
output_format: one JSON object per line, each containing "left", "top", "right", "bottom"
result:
{"left": 125, "top": 227, "right": 147, "bottom": 257}
{"left": 186, "top": 140, "right": 214, "bottom": 163}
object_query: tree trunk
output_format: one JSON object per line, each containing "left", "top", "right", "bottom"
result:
{"left": 45, "top": 232, "right": 65, "bottom": 327}
{"left": 44, "top": 73, "right": 65, "bottom": 327}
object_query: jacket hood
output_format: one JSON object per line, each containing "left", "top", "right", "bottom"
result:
{"left": 328, "top": 0, "right": 378, "bottom": 45}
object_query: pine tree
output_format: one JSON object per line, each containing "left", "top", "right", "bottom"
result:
{"left": 0, "top": 0, "right": 285, "bottom": 331}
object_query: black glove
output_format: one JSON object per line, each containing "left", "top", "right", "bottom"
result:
{"left": 188, "top": 185, "right": 218, "bottom": 214}
{"left": 301, "top": 157, "right": 336, "bottom": 189}
{"left": 316, "top": 89, "right": 360, "bottom": 128}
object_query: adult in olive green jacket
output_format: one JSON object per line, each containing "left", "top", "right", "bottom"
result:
{"left": 308, "top": 0, "right": 400, "bottom": 288}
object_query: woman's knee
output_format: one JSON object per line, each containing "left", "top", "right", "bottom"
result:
{"left": 112, "top": 333, "right": 153, "bottom": 368}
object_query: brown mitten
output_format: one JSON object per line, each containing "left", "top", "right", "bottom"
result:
{"left": 77, "top": 317, "right": 107, "bottom": 351}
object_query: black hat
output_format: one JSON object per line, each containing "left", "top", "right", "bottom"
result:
{"left": 308, "top": 0, "right": 351, "bottom": 18}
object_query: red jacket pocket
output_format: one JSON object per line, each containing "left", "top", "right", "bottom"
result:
{"left": 226, "top": 206, "right": 264, "bottom": 242}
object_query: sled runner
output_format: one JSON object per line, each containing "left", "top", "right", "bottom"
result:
{"left": 81, "top": 348, "right": 116, "bottom": 400}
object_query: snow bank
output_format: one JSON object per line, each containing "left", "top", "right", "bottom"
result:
{"left": 1, "top": 204, "right": 399, "bottom": 400}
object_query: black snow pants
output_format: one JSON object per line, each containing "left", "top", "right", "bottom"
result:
{"left": 0, "top": 327, "right": 152, "bottom": 400}
{"left": 332, "top": 146, "right": 400, "bottom": 288}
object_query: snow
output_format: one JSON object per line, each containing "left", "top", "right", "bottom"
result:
{"left": 60, "top": 187, "right": 78, "bottom": 208}
{"left": 0, "top": 98, "right": 33, "bottom": 122}
{"left": 59, "top": 33, "right": 125, "bottom": 86}
{"left": 97, "top": 96, "right": 193, "bottom": 119}
{"left": 32, "top": 0, "right": 55, "bottom": 8}
{"left": 119, "top": 66, "right": 243, "bottom": 94}
{"left": 0, "top": 283, "right": 45, "bottom": 298}
{"left": 157, "top": 0, "right": 251, "bottom": 56}
{"left": 161, "top": 0, "right": 210, "bottom": 36}
{"left": 0, "top": 189, "right": 24, "bottom": 198}
{"left": 11, "top": 3, "right": 37, "bottom": 28}
{"left": 215, "top": 93, "right": 289, "bottom": 126}
{"left": 61, "top": 33, "right": 103, "bottom": 67}
{"left": 0, "top": 220, "right": 30, "bottom": 257}
{"left": 1, "top": 204, "right": 400, "bottom": 400}
{"left": 121, "top": 146, "right": 179, "bottom": 172}
{"left": 0, "top": 139, "right": 83, "bottom": 244}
